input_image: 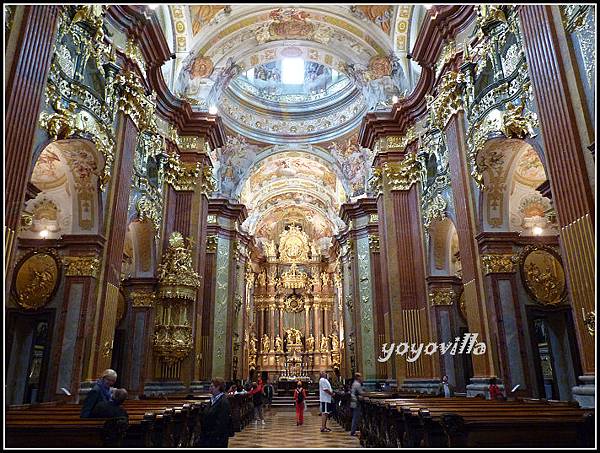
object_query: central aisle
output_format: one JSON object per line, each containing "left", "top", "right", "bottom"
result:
{"left": 229, "top": 407, "right": 362, "bottom": 449}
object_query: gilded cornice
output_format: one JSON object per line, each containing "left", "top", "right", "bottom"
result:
{"left": 427, "top": 70, "right": 465, "bottom": 130}
{"left": 163, "top": 154, "right": 202, "bottom": 191}
{"left": 63, "top": 255, "right": 101, "bottom": 277}
{"left": 481, "top": 253, "right": 516, "bottom": 275}
{"left": 429, "top": 288, "right": 456, "bottom": 306}
{"left": 377, "top": 152, "right": 423, "bottom": 192}
{"left": 368, "top": 234, "right": 380, "bottom": 252}
{"left": 129, "top": 289, "right": 156, "bottom": 308}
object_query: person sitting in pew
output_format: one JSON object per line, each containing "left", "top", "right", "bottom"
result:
{"left": 80, "top": 369, "right": 117, "bottom": 418}
{"left": 90, "top": 388, "right": 128, "bottom": 421}
{"left": 437, "top": 375, "right": 455, "bottom": 398}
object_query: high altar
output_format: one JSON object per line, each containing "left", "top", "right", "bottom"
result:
{"left": 247, "top": 225, "right": 342, "bottom": 381}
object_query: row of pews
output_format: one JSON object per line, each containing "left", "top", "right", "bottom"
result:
{"left": 349, "top": 392, "right": 594, "bottom": 448}
{"left": 6, "top": 393, "right": 254, "bottom": 448}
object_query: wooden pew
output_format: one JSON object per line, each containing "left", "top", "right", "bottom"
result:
{"left": 357, "top": 395, "right": 594, "bottom": 448}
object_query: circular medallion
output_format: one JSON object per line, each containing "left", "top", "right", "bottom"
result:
{"left": 13, "top": 250, "right": 61, "bottom": 310}
{"left": 190, "top": 56, "right": 214, "bottom": 79}
{"left": 520, "top": 247, "right": 566, "bottom": 306}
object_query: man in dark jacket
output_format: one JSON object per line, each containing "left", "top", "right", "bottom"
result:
{"left": 80, "top": 369, "right": 117, "bottom": 418}
{"left": 90, "top": 388, "right": 129, "bottom": 420}
{"left": 196, "top": 377, "right": 233, "bottom": 447}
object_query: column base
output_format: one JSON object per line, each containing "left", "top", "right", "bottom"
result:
{"left": 572, "top": 375, "right": 595, "bottom": 408}
{"left": 400, "top": 379, "right": 441, "bottom": 394}
{"left": 466, "top": 377, "right": 505, "bottom": 398}
{"left": 142, "top": 381, "right": 187, "bottom": 397}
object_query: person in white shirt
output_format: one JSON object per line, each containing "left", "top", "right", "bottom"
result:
{"left": 319, "top": 371, "right": 333, "bottom": 432}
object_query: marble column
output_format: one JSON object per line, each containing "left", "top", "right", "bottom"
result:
{"left": 279, "top": 307, "right": 284, "bottom": 338}
{"left": 304, "top": 306, "right": 310, "bottom": 338}
{"left": 5, "top": 6, "right": 60, "bottom": 293}
{"left": 519, "top": 6, "right": 595, "bottom": 398}
{"left": 269, "top": 307, "right": 276, "bottom": 349}
{"left": 82, "top": 112, "right": 139, "bottom": 388}
{"left": 443, "top": 110, "right": 498, "bottom": 385}
{"left": 373, "top": 143, "right": 437, "bottom": 386}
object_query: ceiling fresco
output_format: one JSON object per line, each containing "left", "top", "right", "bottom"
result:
{"left": 155, "top": 5, "right": 426, "bottom": 254}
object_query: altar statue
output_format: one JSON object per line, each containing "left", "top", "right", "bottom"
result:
{"left": 320, "top": 335, "right": 329, "bottom": 352}
{"left": 321, "top": 272, "right": 331, "bottom": 286}
{"left": 257, "top": 270, "right": 267, "bottom": 287}
{"left": 262, "top": 334, "right": 270, "bottom": 353}
{"left": 306, "top": 334, "right": 315, "bottom": 352}
{"left": 275, "top": 335, "right": 284, "bottom": 353}
{"left": 330, "top": 333, "right": 339, "bottom": 351}
{"left": 249, "top": 333, "right": 257, "bottom": 354}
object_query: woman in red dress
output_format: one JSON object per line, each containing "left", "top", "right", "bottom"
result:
{"left": 294, "top": 381, "right": 307, "bottom": 426}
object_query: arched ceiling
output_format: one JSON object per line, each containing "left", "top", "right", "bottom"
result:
{"left": 239, "top": 151, "right": 347, "bottom": 247}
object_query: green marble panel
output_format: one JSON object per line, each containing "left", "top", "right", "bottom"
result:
{"left": 212, "top": 236, "right": 230, "bottom": 378}
{"left": 357, "top": 236, "right": 376, "bottom": 378}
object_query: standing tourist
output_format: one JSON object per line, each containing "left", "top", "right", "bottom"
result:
{"left": 196, "top": 377, "right": 233, "bottom": 447}
{"left": 350, "top": 373, "right": 364, "bottom": 436}
{"left": 80, "top": 369, "right": 117, "bottom": 418}
{"left": 250, "top": 381, "right": 266, "bottom": 425}
{"left": 294, "top": 381, "right": 307, "bottom": 426}
{"left": 319, "top": 371, "right": 333, "bottom": 432}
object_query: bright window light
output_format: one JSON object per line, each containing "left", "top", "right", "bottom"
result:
{"left": 281, "top": 58, "right": 304, "bottom": 85}
{"left": 532, "top": 226, "right": 543, "bottom": 236}
{"left": 246, "top": 68, "right": 255, "bottom": 82}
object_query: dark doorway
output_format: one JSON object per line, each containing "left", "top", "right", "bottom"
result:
{"left": 7, "top": 310, "right": 54, "bottom": 404}
{"left": 526, "top": 305, "right": 581, "bottom": 400}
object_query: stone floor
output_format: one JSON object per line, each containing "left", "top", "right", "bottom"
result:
{"left": 228, "top": 406, "right": 362, "bottom": 449}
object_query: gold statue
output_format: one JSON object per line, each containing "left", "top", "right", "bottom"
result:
{"left": 330, "top": 333, "right": 340, "bottom": 351}
{"left": 502, "top": 100, "right": 534, "bottom": 139}
{"left": 275, "top": 335, "right": 284, "bottom": 353}
{"left": 249, "top": 333, "right": 257, "bottom": 354}
{"left": 262, "top": 334, "right": 270, "bottom": 353}
{"left": 257, "top": 269, "right": 267, "bottom": 287}
{"left": 320, "top": 335, "right": 329, "bottom": 352}
{"left": 321, "top": 272, "right": 331, "bottom": 286}
{"left": 306, "top": 334, "right": 315, "bottom": 352}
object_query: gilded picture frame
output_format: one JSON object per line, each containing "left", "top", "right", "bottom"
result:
{"left": 518, "top": 245, "right": 567, "bottom": 306}
{"left": 12, "top": 249, "right": 62, "bottom": 311}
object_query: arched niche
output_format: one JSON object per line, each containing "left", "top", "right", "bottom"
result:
{"left": 123, "top": 220, "right": 157, "bottom": 279}
{"left": 20, "top": 139, "right": 103, "bottom": 239}
{"left": 428, "top": 217, "right": 461, "bottom": 277}
{"left": 478, "top": 138, "right": 557, "bottom": 235}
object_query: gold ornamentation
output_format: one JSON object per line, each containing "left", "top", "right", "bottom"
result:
{"left": 423, "top": 194, "right": 448, "bottom": 232}
{"left": 383, "top": 126, "right": 417, "bottom": 151}
{"left": 278, "top": 224, "right": 310, "bottom": 262}
{"left": 163, "top": 154, "right": 202, "bottom": 191}
{"left": 129, "top": 289, "right": 155, "bottom": 308}
{"left": 368, "top": 234, "right": 380, "bottom": 252}
{"left": 379, "top": 152, "right": 423, "bottom": 191}
{"left": 429, "top": 288, "right": 456, "bottom": 306}
{"left": 13, "top": 250, "right": 61, "bottom": 310}
{"left": 428, "top": 71, "right": 465, "bottom": 130}
{"left": 501, "top": 99, "right": 537, "bottom": 139}
{"left": 481, "top": 254, "right": 515, "bottom": 275}
{"left": 435, "top": 40, "right": 457, "bottom": 77}
{"left": 370, "top": 167, "right": 383, "bottom": 195}
{"left": 207, "top": 214, "right": 217, "bottom": 224}
{"left": 476, "top": 5, "right": 507, "bottom": 34}
{"left": 369, "top": 214, "right": 379, "bottom": 223}
{"left": 136, "top": 196, "right": 161, "bottom": 238}
{"left": 582, "top": 310, "right": 595, "bottom": 337}
{"left": 63, "top": 255, "right": 101, "bottom": 277}
{"left": 113, "top": 69, "right": 157, "bottom": 131}
{"left": 153, "top": 324, "right": 193, "bottom": 366}
{"left": 206, "top": 235, "right": 218, "bottom": 253}
{"left": 200, "top": 165, "right": 216, "bottom": 194}
{"left": 125, "top": 37, "right": 145, "bottom": 72}
{"left": 518, "top": 246, "right": 567, "bottom": 306}
{"left": 281, "top": 263, "right": 308, "bottom": 289}
{"left": 157, "top": 232, "right": 201, "bottom": 301}
{"left": 283, "top": 294, "right": 304, "bottom": 313}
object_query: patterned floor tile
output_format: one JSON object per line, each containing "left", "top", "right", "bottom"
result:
{"left": 229, "top": 407, "right": 362, "bottom": 449}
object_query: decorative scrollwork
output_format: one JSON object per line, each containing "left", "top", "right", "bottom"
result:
{"left": 481, "top": 253, "right": 516, "bottom": 275}
{"left": 428, "top": 71, "right": 465, "bottom": 130}
{"left": 429, "top": 288, "right": 456, "bottom": 306}
{"left": 63, "top": 255, "right": 101, "bottom": 277}
{"left": 157, "top": 232, "right": 201, "bottom": 301}
{"left": 163, "top": 154, "right": 202, "bottom": 191}
{"left": 378, "top": 152, "right": 423, "bottom": 191}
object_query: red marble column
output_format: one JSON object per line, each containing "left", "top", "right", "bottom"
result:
{"left": 5, "top": 5, "right": 60, "bottom": 292}
{"left": 519, "top": 5, "right": 595, "bottom": 375}
{"left": 444, "top": 111, "right": 498, "bottom": 379}
{"left": 375, "top": 150, "right": 437, "bottom": 383}
{"left": 83, "top": 113, "right": 138, "bottom": 383}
